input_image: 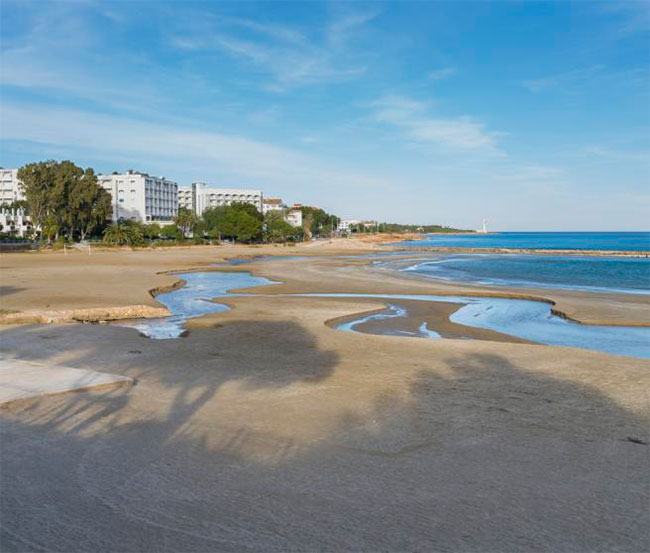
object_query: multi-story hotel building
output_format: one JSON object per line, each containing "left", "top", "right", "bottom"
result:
{"left": 0, "top": 168, "right": 24, "bottom": 205}
{"left": 178, "top": 186, "right": 193, "bottom": 211}
{"left": 178, "top": 182, "right": 263, "bottom": 217}
{"left": 97, "top": 171, "right": 178, "bottom": 223}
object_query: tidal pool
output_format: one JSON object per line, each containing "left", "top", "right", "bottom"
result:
{"left": 297, "top": 293, "right": 650, "bottom": 359}
{"left": 113, "top": 271, "right": 275, "bottom": 339}
{"left": 113, "top": 271, "right": 650, "bottom": 359}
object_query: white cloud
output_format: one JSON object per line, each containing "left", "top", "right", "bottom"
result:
{"left": 593, "top": 0, "right": 650, "bottom": 38}
{"left": 169, "top": 12, "right": 374, "bottom": 90}
{"left": 522, "top": 64, "right": 647, "bottom": 94}
{"left": 522, "top": 65, "right": 605, "bottom": 93}
{"left": 428, "top": 67, "right": 456, "bottom": 81}
{"left": 371, "top": 95, "right": 503, "bottom": 153}
{"left": 219, "top": 16, "right": 307, "bottom": 45}
{"left": 583, "top": 146, "right": 650, "bottom": 162}
{"left": 326, "top": 11, "right": 379, "bottom": 48}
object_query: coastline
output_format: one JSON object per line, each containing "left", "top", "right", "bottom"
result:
{"left": 1, "top": 241, "right": 648, "bottom": 328}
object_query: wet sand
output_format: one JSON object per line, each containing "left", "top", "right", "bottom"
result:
{"left": 327, "top": 299, "right": 532, "bottom": 343}
{"left": 1, "top": 242, "right": 649, "bottom": 551}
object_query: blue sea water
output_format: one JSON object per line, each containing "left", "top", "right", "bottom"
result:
{"left": 393, "top": 232, "right": 650, "bottom": 251}
{"left": 398, "top": 254, "right": 650, "bottom": 295}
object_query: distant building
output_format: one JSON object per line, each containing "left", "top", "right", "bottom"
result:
{"left": 0, "top": 169, "right": 33, "bottom": 236}
{"left": 178, "top": 186, "right": 193, "bottom": 211}
{"left": 97, "top": 171, "right": 178, "bottom": 223}
{"left": 338, "top": 219, "right": 360, "bottom": 232}
{"left": 179, "top": 182, "right": 263, "bottom": 217}
{"left": 285, "top": 208, "right": 303, "bottom": 228}
{"left": 0, "top": 168, "right": 24, "bottom": 205}
{"left": 262, "top": 197, "right": 285, "bottom": 215}
{"left": 0, "top": 206, "right": 32, "bottom": 237}
{"left": 361, "top": 220, "right": 378, "bottom": 229}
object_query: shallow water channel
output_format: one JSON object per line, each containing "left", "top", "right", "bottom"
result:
{"left": 113, "top": 271, "right": 650, "bottom": 359}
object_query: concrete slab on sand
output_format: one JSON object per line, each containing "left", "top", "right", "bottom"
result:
{"left": 0, "top": 357, "right": 133, "bottom": 408}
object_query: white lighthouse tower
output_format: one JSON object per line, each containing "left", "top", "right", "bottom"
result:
{"left": 476, "top": 219, "right": 488, "bottom": 234}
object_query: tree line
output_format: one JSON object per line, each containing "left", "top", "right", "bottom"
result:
{"left": 5, "top": 160, "right": 341, "bottom": 246}
{"left": 100, "top": 204, "right": 340, "bottom": 246}
{"left": 378, "top": 223, "right": 470, "bottom": 234}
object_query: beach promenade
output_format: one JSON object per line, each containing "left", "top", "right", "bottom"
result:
{"left": 1, "top": 240, "right": 648, "bottom": 552}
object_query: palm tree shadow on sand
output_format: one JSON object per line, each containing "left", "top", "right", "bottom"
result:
{"left": 0, "top": 322, "right": 648, "bottom": 552}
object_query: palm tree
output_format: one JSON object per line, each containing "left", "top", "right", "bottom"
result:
{"left": 103, "top": 223, "right": 130, "bottom": 245}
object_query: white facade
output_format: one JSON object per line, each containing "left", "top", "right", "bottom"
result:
{"left": 285, "top": 208, "right": 303, "bottom": 228}
{"left": 0, "top": 168, "right": 24, "bottom": 205}
{"left": 183, "top": 182, "right": 263, "bottom": 216}
{"left": 97, "top": 171, "right": 178, "bottom": 223}
{"left": 262, "top": 197, "right": 285, "bottom": 215}
{"left": 178, "top": 186, "right": 193, "bottom": 211}
{"left": 338, "top": 219, "right": 360, "bottom": 232}
{"left": 0, "top": 207, "right": 32, "bottom": 237}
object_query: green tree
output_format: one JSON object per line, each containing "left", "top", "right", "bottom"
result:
{"left": 174, "top": 207, "right": 197, "bottom": 238}
{"left": 160, "top": 224, "right": 183, "bottom": 241}
{"left": 228, "top": 210, "right": 262, "bottom": 242}
{"left": 264, "top": 210, "right": 302, "bottom": 243}
{"left": 66, "top": 168, "right": 112, "bottom": 240}
{"left": 300, "top": 206, "right": 340, "bottom": 238}
{"left": 103, "top": 221, "right": 144, "bottom": 246}
{"left": 18, "top": 160, "right": 111, "bottom": 242}
{"left": 42, "top": 215, "right": 60, "bottom": 243}
{"left": 142, "top": 223, "right": 162, "bottom": 240}
{"left": 202, "top": 202, "right": 263, "bottom": 242}
{"left": 202, "top": 206, "right": 230, "bottom": 240}
{"left": 103, "top": 224, "right": 130, "bottom": 246}
{"left": 192, "top": 219, "right": 207, "bottom": 239}
{"left": 230, "top": 201, "right": 263, "bottom": 222}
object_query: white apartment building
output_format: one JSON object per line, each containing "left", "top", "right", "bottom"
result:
{"left": 0, "top": 207, "right": 32, "bottom": 237}
{"left": 97, "top": 171, "right": 178, "bottom": 223}
{"left": 338, "top": 219, "right": 361, "bottom": 232}
{"left": 178, "top": 186, "right": 193, "bottom": 211}
{"left": 0, "top": 168, "right": 24, "bottom": 205}
{"left": 262, "top": 197, "right": 285, "bottom": 215}
{"left": 285, "top": 208, "right": 303, "bottom": 228}
{"left": 260, "top": 198, "right": 302, "bottom": 227}
{"left": 180, "top": 182, "right": 263, "bottom": 216}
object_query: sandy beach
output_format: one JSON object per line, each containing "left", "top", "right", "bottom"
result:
{"left": 1, "top": 240, "right": 649, "bottom": 552}
{"left": 1, "top": 239, "right": 648, "bottom": 326}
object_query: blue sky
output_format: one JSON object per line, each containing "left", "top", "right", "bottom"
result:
{"left": 0, "top": 1, "right": 648, "bottom": 230}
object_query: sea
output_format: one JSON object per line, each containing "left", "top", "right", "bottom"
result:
{"left": 381, "top": 231, "right": 650, "bottom": 295}
{"left": 397, "top": 254, "right": 650, "bottom": 295}
{"left": 393, "top": 231, "right": 650, "bottom": 251}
